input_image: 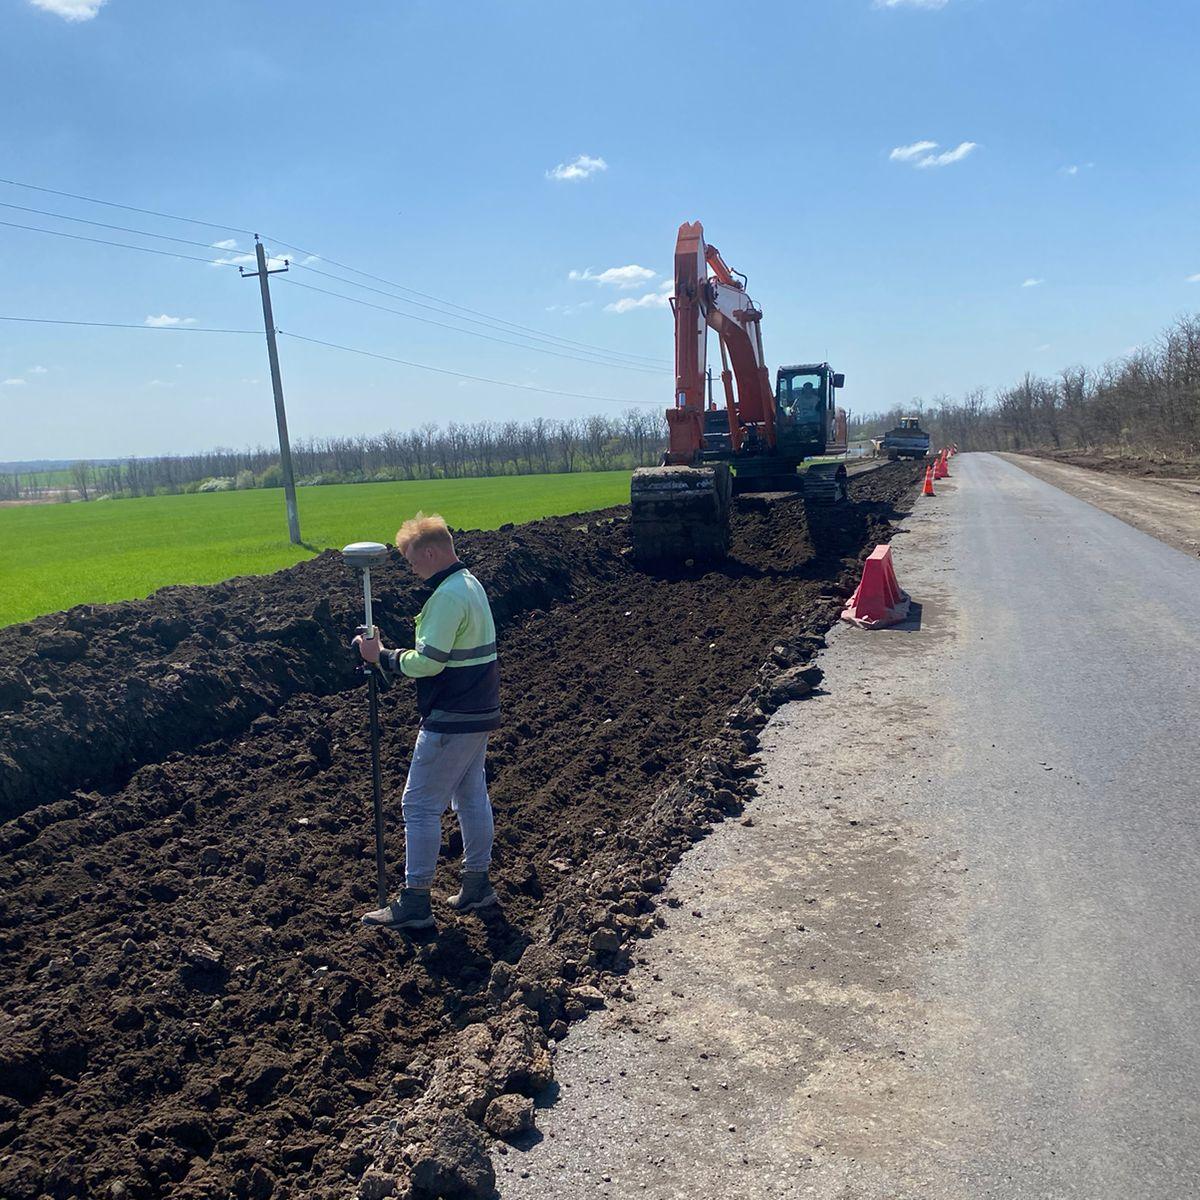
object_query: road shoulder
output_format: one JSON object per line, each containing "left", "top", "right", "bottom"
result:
{"left": 999, "top": 451, "right": 1200, "bottom": 558}
{"left": 494, "top": 495, "right": 968, "bottom": 1199}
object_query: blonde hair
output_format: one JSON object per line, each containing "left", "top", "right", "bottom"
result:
{"left": 396, "top": 511, "right": 454, "bottom": 555}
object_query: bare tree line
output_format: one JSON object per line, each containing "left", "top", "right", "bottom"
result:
{"left": 853, "top": 314, "right": 1200, "bottom": 459}
{"left": 1, "top": 410, "right": 668, "bottom": 500}
{"left": 7, "top": 313, "right": 1197, "bottom": 504}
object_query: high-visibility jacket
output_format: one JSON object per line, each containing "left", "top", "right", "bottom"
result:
{"left": 383, "top": 562, "right": 500, "bottom": 734}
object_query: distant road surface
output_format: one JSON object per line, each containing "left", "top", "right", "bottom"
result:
{"left": 497, "top": 452, "right": 1200, "bottom": 1199}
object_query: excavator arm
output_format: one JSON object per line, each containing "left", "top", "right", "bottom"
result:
{"left": 667, "top": 221, "right": 776, "bottom": 463}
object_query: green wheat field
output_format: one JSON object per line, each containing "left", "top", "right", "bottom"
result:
{"left": 0, "top": 471, "right": 631, "bottom": 627}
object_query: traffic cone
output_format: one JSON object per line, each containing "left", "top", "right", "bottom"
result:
{"left": 922, "top": 465, "right": 936, "bottom": 496}
{"left": 842, "top": 544, "right": 911, "bottom": 629}
{"left": 934, "top": 451, "right": 948, "bottom": 480}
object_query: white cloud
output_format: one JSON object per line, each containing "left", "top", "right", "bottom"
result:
{"left": 569, "top": 264, "right": 656, "bottom": 288}
{"left": 1021, "top": 278, "right": 1044, "bottom": 288}
{"left": 875, "top": 0, "right": 950, "bottom": 8}
{"left": 210, "top": 248, "right": 292, "bottom": 270}
{"left": 28, "top": 0, "right": 106, "bottom": 21}
{"left": 1186, "top": 273, "right": 1200, "bottom": 284}
{"left": 889, "top": 140, "right": 938, "bottom": 163}
{"left": 1035, "top": 344, "right": 1052, "bottom": 353}
{"left": 546, "top": 154, "right": 608, "bottom": 182}
{"left": 606, "top": 280, "right": 673, "bottom": 314}
{"left": 144, "top": 314, "right": 197, "bottom": 327}
{"left": 545, "top": 301, "right": 593, "bottom": 315}
{"left": 146, "top": 379, "right": 175, "bottom": 388}
{"left": 919, "top": 142, "right": 977, "bottom": 168}
{"left": 1059, "top": 162, "right": 1094, "bottom": 176}
{"left": 211, "top": 238, "right": 239, "bottom": 251}
{"left": 28, "top": 365, "right": 48, "bottom": 374}
{"left": 3, "top": 378, "right": 26, "bottom": 387}
{"left": 890, "top": 139, "right": 977, "bottom": 169}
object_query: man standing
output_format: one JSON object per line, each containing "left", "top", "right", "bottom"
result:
{"left": 353, "top": 512, "right": 500, "bottom": 931}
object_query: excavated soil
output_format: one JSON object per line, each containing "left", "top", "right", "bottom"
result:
{"left": 0, "top": 463, "right": 922, "bottom": 1200}
{"left": 1022, "top": 448, "right": 1200, "bottom": 481}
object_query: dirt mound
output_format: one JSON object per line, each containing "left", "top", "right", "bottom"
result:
{"left": 1022, "top": 448, "right": 1200, "bottom": 481}
{"left": 0, "top": 509, "right": 625, "bottom": 825}
{"left": 0, "top": 464, "right": 922, "bottom": 1200}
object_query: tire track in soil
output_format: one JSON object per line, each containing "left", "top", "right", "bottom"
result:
{"left": 0, "top": 462, "right": 922, "bottom": 1200}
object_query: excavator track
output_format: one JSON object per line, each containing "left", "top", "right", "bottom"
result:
{"left": 800, "top": 461, "right": 850, "bottom": 505}
{"left": 630, "top": 463, "right": 732, "bottom": 563}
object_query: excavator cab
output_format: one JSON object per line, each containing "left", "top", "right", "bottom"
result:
{"left": 774, "top": 364, "right": 845, "bottom": 458}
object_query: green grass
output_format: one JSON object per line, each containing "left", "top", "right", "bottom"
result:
{"left": 0, "top": 471, "right": 633, "bottom": 627}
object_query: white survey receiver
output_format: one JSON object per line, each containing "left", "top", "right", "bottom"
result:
{"left": 341, "top": 541, "right": 390, "bottom": 638}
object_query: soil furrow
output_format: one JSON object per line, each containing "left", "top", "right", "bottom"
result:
{"left": 0, "top": 463, "right": 920, "bottom": 1200}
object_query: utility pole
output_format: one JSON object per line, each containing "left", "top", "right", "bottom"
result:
{"left": 241, "top": 237, "right": 301, "bottom": 545}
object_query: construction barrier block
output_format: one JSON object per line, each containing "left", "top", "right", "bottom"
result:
{"left": 841, "top": 544, "right": 911, "bottom": 629}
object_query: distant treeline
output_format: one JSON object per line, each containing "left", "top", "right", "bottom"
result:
{"left": 0, "top": 411, "right": 669, "bottom": 501}
{"left": 851, "top": 313, "right": 1200, "bottom": 459}
{"left": 6, "top": 313, "right": 1197, "bottom": 504}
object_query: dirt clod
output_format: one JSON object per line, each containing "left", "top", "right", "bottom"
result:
{"left": 483, "top": 1093, "right": 535, "bottom": 1140}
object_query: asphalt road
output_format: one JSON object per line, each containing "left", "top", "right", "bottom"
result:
{"left": 496, "top": 452, "right": 1200, "bottom": 1199}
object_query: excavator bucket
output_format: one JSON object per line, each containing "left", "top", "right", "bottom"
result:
{"left": 800, "top": 462, "right": 849, "bottom": 504}
{"left": 630, "top": 464, "right": 732, "bottom": 563}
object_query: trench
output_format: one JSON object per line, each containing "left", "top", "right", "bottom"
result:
{"left": 0, "top": 462, "right": 921, "bottom": 1200}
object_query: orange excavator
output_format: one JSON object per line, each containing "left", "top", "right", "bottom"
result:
{"left": 630, "top": 220, "right": 848, "bottom": 562}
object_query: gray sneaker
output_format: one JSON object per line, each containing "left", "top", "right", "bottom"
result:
{"left": 447, "top": 871, "right": 498, "bottom": 912}
{"left": 361, "top": 888, "right": 435, "bottom": 930}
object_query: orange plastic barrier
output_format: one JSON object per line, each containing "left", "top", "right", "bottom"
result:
{"left": 841, "top": 544, "right": 911, "bottom": 629}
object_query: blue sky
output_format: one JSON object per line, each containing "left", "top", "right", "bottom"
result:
{"left": 1, "top": 0, "right": 1198, "bottom": 461}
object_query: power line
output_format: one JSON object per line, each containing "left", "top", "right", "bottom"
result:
{"left": 275, "top": 274, "right": 666, "bottom": 376}
{"left": 0, "top": 218, "right": 242, "bottom": 266}
{"left": 0, "top": 315, "right": 258, "bottom": 333}
{"left": 0, "top": 173, "right": 671, "bottom": 368}
{"left": 289, "top": 260, "right": 671, "bottom": 368}
{"left": 0, "top": 200, "right": 246, "bottom": 255}
{"left": 278, "top": 330, "right": 660, "bottom": 407}
{"left": 292, "top": 262, "right": 670, "bottom": 370}
{"left": 0, "top": 176, "right": 253, "bottom": 238}
{"left": 0, "top": 313, "right": 659, "bottom": 405}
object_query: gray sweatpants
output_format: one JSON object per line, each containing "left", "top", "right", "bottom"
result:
{"left": 401, "top": 729, "right": 493, "bottom": 889}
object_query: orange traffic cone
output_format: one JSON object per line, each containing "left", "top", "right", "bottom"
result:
{"left": 934, "top": 451, "right": 948, "bottom": 480}
{"left": 922, "top": 465, "right": 936, "bottom": 496}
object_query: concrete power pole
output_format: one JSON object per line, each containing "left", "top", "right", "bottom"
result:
{"left": 242, "top": 237, "right": 301, "bottom": 545}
